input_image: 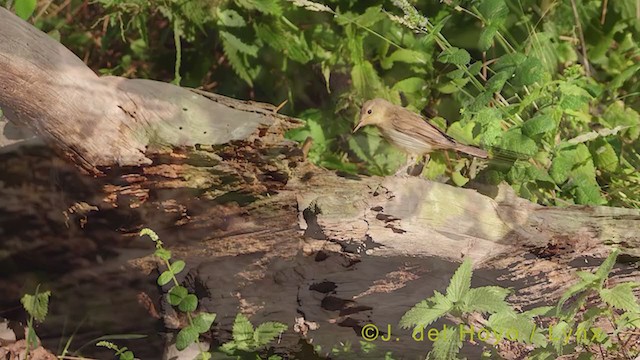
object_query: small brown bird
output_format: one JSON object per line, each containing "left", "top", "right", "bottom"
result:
{"left": 353, "top": 98, "right": 488, "bottom": 175}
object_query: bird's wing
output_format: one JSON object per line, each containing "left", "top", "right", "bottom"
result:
{"left": 389, "top": 106, "right": 457, "bottom": 149}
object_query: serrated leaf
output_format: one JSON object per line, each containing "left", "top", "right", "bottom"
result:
{"left": 178, "top": 294, "right": 198, "bottom": 312}
{"left": 216, "top": 9, "right": 246, "bottom": 27}
{"left": 550, "top": 321, "right": 570, "bottom": 354}
{"left": 400, "top": 292, "right": 452, "bottom": 329}
{"left": 602, "top": 101, "right": 640, "bottom": 140}
{"left": 220, "top": 31, "right": 255, "bottom": 86}
{"left": 14, "top": 0, "right": 37, "bottom": 20}
{"left": 438, "top": 47, "right": 471, "bottom": 66}
{"left": 478, "top": 24, "right": 499, "bottom": 51}
{"left": 381, "top": 49, "right": 428, "bottom": 69}
{"left": 594, "top": 249, "right": 619, "bottom": 281}
{"left": 21, "top": 290, "right": 51, "bottom": 322}
{"left": 590, "top": 138, "right": 618, "bottom": 172}
{"left": 429, "top": 325, "right": 462, "bottom": 360}
{"left": 600, "top": 283, "right": 640, "bottom": 312}
{"left": 493, "top": 52, "right": 526, "bottom": 72}
{"left": 235, "top": 0, "right": 282, "bottom": 15}
{"left": 498, "top": 129, "right": 538, "bottom": 158}
{"left": 254, "top": 22, "right": 313, "bottom": 63}
{"left": 176, "top": 326, "right": 199, "bottom": 351}
{"left": 232, "top": 314, "right": 254, "bottom": 343}
{"left": 193, "top": 312, "right": 217, "bottom": 333}
{"left": 157, "top": 270, "right": 173, "bottom": 286}
{"left": 485, "top": 70, "right": 512, "bottom": 93}
{"left": 351, "top": 61, "right": 384, "bottom": 99}
{"left": 522, "top": 114, "right": 556, "bottom": 136}
{"left": 462, "top": 286, "right": 512, "bottom": 314}
{"left": 512, "top": 57, "right": 545, "bottom": 87}
{"left": 488, "top": 311, "right": 545, "bottom": 346}
{"left": 254, "top": 322, "right": 288, "bottom": 347}
{"left": 446, "top": 259, "right": 472, "bottom": 302}
{"left": 219, "top": 31, "right": 258, "bottom": 56}
{"left": 168, "top": 286, "right": 188, "bottom": 306}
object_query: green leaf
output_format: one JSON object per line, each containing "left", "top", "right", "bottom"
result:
{"left": 550, "top": 321, "right": 570, "bottom": 354}
{"left": 446, "top": 259, "right": 472, "bottom": 302}
{"left": 381, "top": 49, "right": 428, "bottom": 69}
{"left": 176, "top": 326, "right": 199, "bottom": 351}
{"left": 600, "top": 283, "right": 640, "bottom": 312}
{"left": 594, "top": 249, "right": 619, "bottom": 281}
{"left": 512, "top": 57, "right": 545, "bottom": 87}
{"left": 351, "top": 61, "right": 384, "bottom": 99}
{"left": 497, "top": 129, "right": 538, "bottom": 158}
{"left": 195, "top": 352, "right": 212, "bottom": 360}
{"left": 193, "top": 312, "right": 217, "bottom": 333}
{"left": 451, "top": 171, "right": 469, "bottom": 187}
{"left": 232, "top": 314, "right": 254, "bottom": 344}
{"left": 219, "top": 31, "right": 259, "bottom": 56}
{"left": 478, "top": 24, "right": 499, "bottom": 51}
{"left": 610, "top": 63, "right": 640, "bottom": 92}
{"left": 14, "top": 0, "right": 37, "bottom": 20}
{"left": 485, "top": 70, "right": 512, "bottom": 93}
{"left": 170, "top": 260, "right": 185, "bottom": 275}
{"left": 602, "top": 101, "right": 640, "bottom": 140}
{"left": 178, "top": 294, "right": 198, "bottom": 312}
{"left": 157, "top": 270, "right": 173, "bottom": 286}
{"left": 400, "top": 292, "right": 452, "bottom": 329}
{"left": 120, "top": 351, "right": 134, "bottom": 360}
{"left": 430, "top": 325, "right": 462, "bottom": 360}
{"left": 438, "top": 47, "right": 471, "bottom": 66}
{"left": 462, "top": 286, "right": 512, "bottom": 314}
{"left": 234, "top": 0, "right": 282, "bottom": 15}
{"left": 154, "top": 248, "right": 171, "bottom": 261}
{"left": 21, "top": 290, "right": 51, "bottom": 322}
{"left": 254, "top": 22, "right": 313, "bottom": 63}
{"left": 168, "top": 286, "right": 188, "bottom": 306}
{"left": 590, "top": 138, "right": 618, "bottom": 172}
{"left": 216, "top": 9, "right": 246, "bottom": 27}
{"left": 392, "top": 77, "right": 427, "bottom": 95}
{"left": 253, "top": 322, "right": 288, "bottom": 347}
{"left": 522, "top": 114, "right": 556, "bottom": 137}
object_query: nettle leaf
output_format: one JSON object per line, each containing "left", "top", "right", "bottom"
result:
{"left": 21, "top": 290, "right": 51, "bottom": 322}
{"left": 232, "top": 314, "right": 254, "bottom": 344}
{"left": 512, "top": 57, "right": 545, "bottom": 87}
{"left": 430, "top": 325, "right": 462, "bottom": 360}
{"left": 571, "top": 173, "right": 606, "bottom": 205}
{"left": 253, "top": 322, "right": 288, "bottom": 347}
{"left": 234, "top": 0, "right": 282, "bottom": 15}
{"left": 493, "top": 52, "right": 526, "bottom": 72}
{"left": 485, "top": 69, "right": 512, "bottom": 93}
{"left": 468, "top": 91, "right": 494, "bottom": 111}
{"left": 599, "top": 283, "right": 640, "bottom": 313}
{"left": 550, "top": 321, "right": 570, "bottom": 354}
{"left": 497, "top": 128, "right": 538, "bottom": 158}
{"left": 337, "top": 5, "right": 385, "bottom": 27}
{"left": 602, "top": 101, "right": 640, "bottom": 140}
{"left": 220, "top": 31, "right": 258, "bottom": 85}
{"left": 522, "top": 113, "right": 556, "bottom": 137}
{"left": 594, "top": 248, "right": 619, "bottom": 281}
{"left": 549, "top": 143, "right": 591, "bottom": 184}
{"left": 610, "top": 63, "right": 640, "bottom": 92}
{"left": 176, "top": 326, "right": 199, "bottom": 351}
{"left": 438, "top": 47, "right": 471, "bottom": 66}
{"left": 219, "top": 31, "right": 258, "bottom": 56}
{"left": 392, "top": 77, "right": 427, "bottom": 95}
{"left": 462, "top": 286, "right": 512, "bottom": 314}
{"left": 254, "top": 22, "right": 313, "bottom": 63}
{"left": 590, "top": 138, "right": 618, "bottom": 172}
{"left": 477, "top": 0, "right": 508, "bottom": 24}
{"left": 478, "top": 24, "right": 499, "bottom": 51}
{"left": 400, "top": 292, "right": 453, "bottom": 329}
{"left": 488, "top": 311, "right": 545, "bottom": 346}
{"left": 216, "top": 8, "right": 246, "bottom": 27}
{"left": 381, "top": 49, "right": 428, "bottom": 69}
{"left": 351, "top": 61, "right": 384, "bottom": 99}
{"left": 446, "top": 259, "right": 472, "bottom": 302}
{"left": 557, "top": 83, "right": 593, "bottom": 111}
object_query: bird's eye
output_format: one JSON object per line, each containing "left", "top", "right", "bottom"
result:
{"left": 367, "top": 109, "right": 372, "bottom": 114}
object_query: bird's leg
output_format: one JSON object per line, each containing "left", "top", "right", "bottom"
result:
{"left": 395, "top": 154, "right": 422, "bottom": 177}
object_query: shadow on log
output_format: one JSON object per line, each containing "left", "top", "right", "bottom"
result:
{"left": 1, "top": 7, "right": 640, "bottom": 360}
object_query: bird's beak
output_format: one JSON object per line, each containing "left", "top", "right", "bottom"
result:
{"left": 353, "top": 119, "right": 365, "bottom": 133}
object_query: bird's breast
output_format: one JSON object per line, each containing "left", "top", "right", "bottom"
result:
{"left": 379, "top": 126, "right": 434, "bottom": 155}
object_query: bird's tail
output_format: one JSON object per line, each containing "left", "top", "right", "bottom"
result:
{"left": 454, "top": 144, "right": 489, "bottom": 158}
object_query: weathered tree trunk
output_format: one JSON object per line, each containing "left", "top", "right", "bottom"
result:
{"left": 1, "top": 7, "right": 639, "bottom": 359}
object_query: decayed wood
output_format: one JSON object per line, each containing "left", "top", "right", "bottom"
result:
{"left": 1, "top": 7, "right": 640, "bottom": 359}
